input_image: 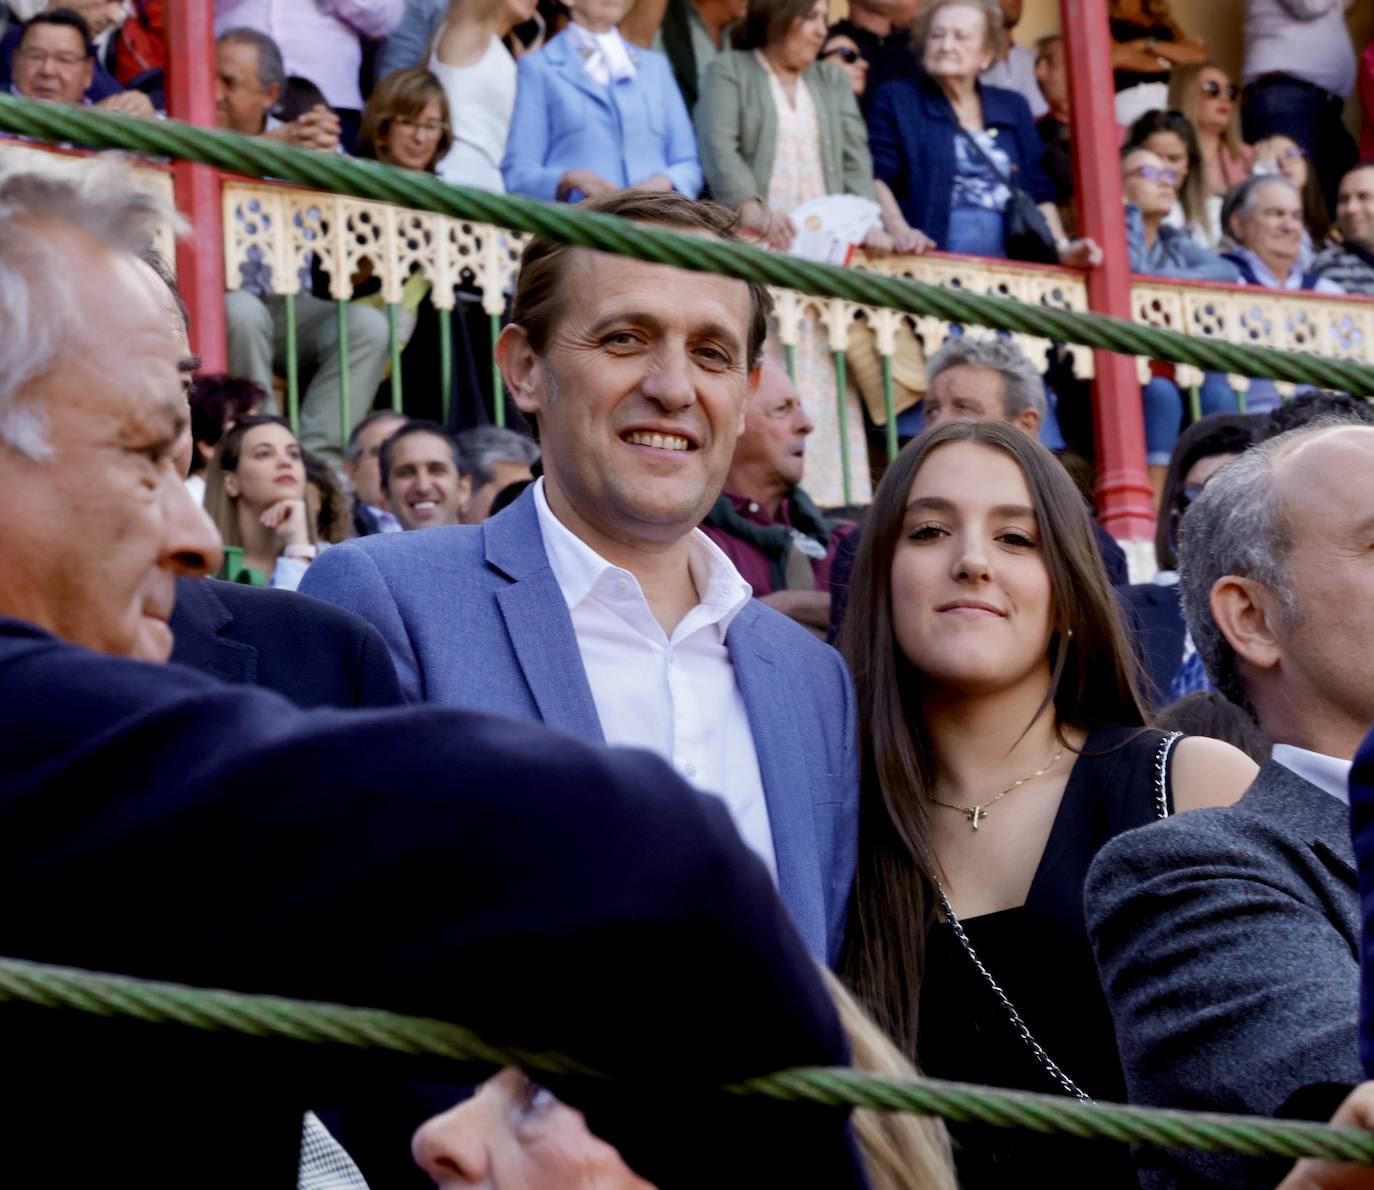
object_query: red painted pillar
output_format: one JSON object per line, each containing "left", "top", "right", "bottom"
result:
{"left": 165, "top": 4, "right": 226, "bottom": 372}
{"left": 1059, "top": 0, "right": 1154, "bottom": 543}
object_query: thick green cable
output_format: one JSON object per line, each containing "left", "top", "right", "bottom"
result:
{"left": 3, "top": 97, "right": 1372, "bottom": 394}
{"left": 0, "top": 954, "right": 1368, "bottom": 1166}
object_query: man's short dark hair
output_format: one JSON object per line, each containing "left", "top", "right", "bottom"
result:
{"left": 1262, "top": 392, "right": 1374, "bottom": 438}
{"left": 346, "top": 409, "right": 408, "bottom": 461}
{"left": 510, "top": 191, "right": 772, "bottom": 372}
{"left": 379, "top": 419, "right": 461, "bottom": 491}
{"left": 455, "top": 425, "right": 539, "bottom": 486}
{"left": 216, "top": 26, "right": 286, "bottom": 94}
{"left": 18, "top": 9, "right": 93, "bottom": 58}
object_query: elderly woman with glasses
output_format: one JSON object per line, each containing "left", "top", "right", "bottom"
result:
{"left": 357, "top": 67, "right": 454, "bottom": 171}
{"left": 866, "top": 0, "right": 1098, "bottom": 265}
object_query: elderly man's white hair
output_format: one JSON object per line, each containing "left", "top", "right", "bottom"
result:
{"left": 0, "top": 153, "right": 184, "bottom": 460}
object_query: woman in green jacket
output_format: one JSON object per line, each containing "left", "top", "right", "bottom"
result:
{"left": 695, "top": 0, "right": 919, "bottom": 253}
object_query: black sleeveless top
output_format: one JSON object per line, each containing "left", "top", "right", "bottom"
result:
{"left": 918, "top": 727, "right": 1174, "bottom": 1188}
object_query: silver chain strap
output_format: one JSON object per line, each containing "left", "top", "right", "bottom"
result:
{"left": 933, "top": 730, "right": 1185, "bottom": 1104}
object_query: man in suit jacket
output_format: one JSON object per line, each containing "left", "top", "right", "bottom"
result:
{"left": 304, "top": 190, "right": 859, "bottom": 966}
{"left": 170, "top": 578, "right": 404, "bottom": 708}
{"left": 0, "top": 152, "right": 864, "bottom": 1189}
{"left": 1087, "top": 422, "right": 1374, "bottom": 1188}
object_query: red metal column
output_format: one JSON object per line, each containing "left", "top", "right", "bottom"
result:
{"left": 1059, "top": 0, "right": 1154, "bottom": 542}
{"left": 166, "top": 4, "right": 226, "bottom": 371}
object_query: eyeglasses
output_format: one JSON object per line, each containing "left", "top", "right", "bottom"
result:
{"left": 821, "top": 46, "right": 863, "bottom": 65}
{"left": 392, "top": 115, "right": 449, "bottom": 136}
{"left": 1200, "top": 79, "right": 1239, "bottom": 101}
{"left": 1276, "top": 145, "right": 1306, "bottom": 161}
{"left": 15, "top": 48, "right": 89, "bottom": 68}
{"left": 1128, "top": 164, "right": 1181, "bottom": 185}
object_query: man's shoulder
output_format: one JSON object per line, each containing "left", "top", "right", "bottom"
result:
{"left": 176, "top": 578, "right": 379, "bottom": 643}
{"left": 1090, "top": 761, "right": 1337, "bottom": 889}
{"left": 323, "top": 524, "right": 488, "bottom": 576}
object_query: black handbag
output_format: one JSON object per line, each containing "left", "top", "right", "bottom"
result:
{"left": 956, "top": 125, "right": 1060, "bottom": 265}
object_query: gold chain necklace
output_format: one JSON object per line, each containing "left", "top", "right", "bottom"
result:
{"left": 930, "top": 749, "right": 1064, "bottom": 832}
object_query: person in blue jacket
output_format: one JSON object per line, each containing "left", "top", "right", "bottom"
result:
{"left": 502, "top": 0, "right": 701, "bottom": 202}
{"left": 866, "top": 0, "right": 1097, "bottom": 266}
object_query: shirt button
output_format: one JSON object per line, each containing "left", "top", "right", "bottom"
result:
{"left": 683, "top": 762, "right": 697, "bottom": 778}
{"left": 616, "top": 578, "right": 629, "bottom": 592}
{"left": 748, "top": 501, "right": 759, "bottom": 513}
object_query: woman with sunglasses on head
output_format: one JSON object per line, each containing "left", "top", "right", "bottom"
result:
{"left": 837, "top": 419, "right": 1258, "bottom": 1187}
{"left": 1170, "top": 62, "right": 1252, "bottom": 204}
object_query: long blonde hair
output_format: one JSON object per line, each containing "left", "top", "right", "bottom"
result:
{"left": 1169, "top": 64, "right": 1243, "bottom": 161}
{"left": 203, "top": 414, "right": 316, "bottom": 550}
{"left": 822, "top": 967, "right": 960, "bottom": 1190}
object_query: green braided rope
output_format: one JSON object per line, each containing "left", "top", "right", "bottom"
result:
{"left": 2, "top": 95, "right": 1373, "bottom": 393}
{"left": 0, "top": 955, "right": 1369, "bottom": 1166}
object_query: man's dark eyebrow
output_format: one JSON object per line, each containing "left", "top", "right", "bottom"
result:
{"left": 585, "top": 311, "right": 745, "bottom": 354}
{"left": 178, "top": 355, "right": 201, "bottom": 375}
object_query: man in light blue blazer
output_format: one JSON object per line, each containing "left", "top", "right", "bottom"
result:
{"left": 303, "top": 192, "right": 856, "bottom": 965}
{"left": 501, "top": 14, "right": 702, "bottom": 203}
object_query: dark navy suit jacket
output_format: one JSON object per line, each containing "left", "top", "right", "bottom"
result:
{"left": 170, "top": 578, "right": 404, "bottom": 709}
{"left": 300, "top": 488, "right": 860, "bottom": 966}
{"left": 1350, "top": 727, "right": 1374, "bottom": 1078}
{"left": 0, "top": 617, "right": 864, "bottom": 1189}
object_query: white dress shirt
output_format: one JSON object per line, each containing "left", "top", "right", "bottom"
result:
{"left": 533, "top": 479, "right": 778, "bottom": 879}
{"left": 1271, "top": 743, "right": 1353, "bottom": 806}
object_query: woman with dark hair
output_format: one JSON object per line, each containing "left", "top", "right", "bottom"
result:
{"left": 186, "top": 373, "right": 266, "bottom": 505}
{"left": 838, "top": 419, "right": 1256, "bottom": 1186}
{"left": 1124, "top": 108, "right": 1209, "bottom": 245}
{"left": 203, "top": 415, "right": 320, "bottom": 591}
{"left": 301, "top": 449, "right": 356, "bottom": 545}
{"left": 1252, "top": 133, "right": 1331, "bottom": 251}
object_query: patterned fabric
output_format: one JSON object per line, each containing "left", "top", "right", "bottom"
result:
{"left": 951, "top": 128, "right": 1012, "bottom": 214}
{"left": 1167, "top": 630, "right": 1212, "bottom": 702}
{"left": 298, "top": 1112, "right": 371, "bottom": 1190}
{"left": 758, "top": 54, "right": 871, "bottom": 507}
{"left": 1312, "top": 243, "right": 1374, "bottom": 297}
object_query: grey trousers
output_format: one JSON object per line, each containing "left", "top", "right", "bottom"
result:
{"left": 225, "top": 290, "right": 391, "bottom": 458}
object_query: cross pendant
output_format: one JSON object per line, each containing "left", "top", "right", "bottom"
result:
{"left": 966, "top": 805, "right": 986, "bottom": 831}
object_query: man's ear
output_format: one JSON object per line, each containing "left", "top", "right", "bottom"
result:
{"left": 1015, "top": 406, "right": 1042, "bottom": 436}
{"left": 496, "top": 324, "right": 545, "bottom": 418}
{"left": 739, "top": 362, "right": 762, "bottom": 435}
{"left": 1210, "top": 574, "right": 1283, "bottom": 676}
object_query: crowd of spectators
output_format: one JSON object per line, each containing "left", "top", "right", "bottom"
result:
{"left": 5, "top": 0, "right": 1374, "bottom": 511}
{"left": 15, "top": 4, "right": 1374, "bottom": 1190}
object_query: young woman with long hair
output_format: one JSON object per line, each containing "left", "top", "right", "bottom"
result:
{"left": 203, "top": 415, "right": 319, "bottom": 591}
{"left": 838, "top": 419, "right": 1257, "bottom": 1185}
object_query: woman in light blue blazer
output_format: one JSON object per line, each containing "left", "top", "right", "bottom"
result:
{"left": 501, "top": 0, "right": 703, "bottom": 202}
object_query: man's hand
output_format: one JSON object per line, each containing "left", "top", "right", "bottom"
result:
{"left": 632, "top": 174, "right": 674, "bottom": 193}
{"left": 556, "top": 168, "right": 619, "bottom": 201}
{"left": 261, "top": 499, "right": 313, "bottom": 548}
{"left": 1277, "top": 1082, "right": 1374, "bottom": 1190}
{"left": 758, "top": 589, "right": 831, "bottom": 638}
{"left": 264, "top": 105, "right": 341, "bottom": 152}
{"left": 94, "top": 91, "right": 156, "bottom": 118}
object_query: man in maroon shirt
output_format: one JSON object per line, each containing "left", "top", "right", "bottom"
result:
{"left": 701, "top": 359, "right": 850, "bottom": 638}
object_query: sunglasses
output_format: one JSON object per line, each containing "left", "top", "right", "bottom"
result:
{"left": 821, "top": 45, "right": 863, "bottom": 64}
{"left": 1129, "top": 163, "right": 1181, "bottom": 185}
{"left": 1200, "top": 79, "right": 1239, "bottom": 101}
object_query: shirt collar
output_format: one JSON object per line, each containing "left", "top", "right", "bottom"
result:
{"left": 1235, "top": 246, "right": 1307, "bottom": 288}
{"left": 532, "top": 478, "right": 753, "bottom": 641}
{"left": 1270, "top": 743, "right": 1353, "bottom": 806}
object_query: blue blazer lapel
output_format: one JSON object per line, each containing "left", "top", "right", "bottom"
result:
{"left": 484, "top": 491, "right": 605, "bottom": 742}
{"left": 547, "top": 33, "right": 613, "bottom": 110}
{"left": 728, "top": 605, "right": 826, "bottom": 957}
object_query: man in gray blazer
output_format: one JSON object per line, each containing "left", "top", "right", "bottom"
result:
{"left": 1087, "top": 421, "right": 1374, "bottom": 1188}
{"left": 303, "top": 191, "right": 858, "bottom": 966}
